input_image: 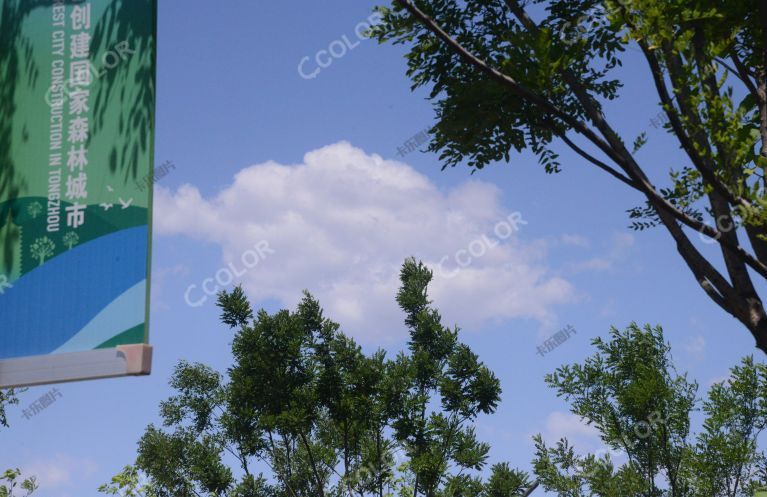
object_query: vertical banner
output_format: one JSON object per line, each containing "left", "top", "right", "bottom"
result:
{"left": 0, "top": 0, "right": 156, "bottom": 387}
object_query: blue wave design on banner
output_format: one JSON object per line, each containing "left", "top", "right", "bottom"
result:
{"left": 54, "top": 281, "right": 146, "bottom": 354}
{"left": 0, "top": 227, "right": 148, "bottom": 359}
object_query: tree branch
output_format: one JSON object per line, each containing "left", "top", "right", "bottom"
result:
{"left": 391, "top": 0, "right": 626, "bottom": 168}
{"left": 640, "top": 43, "right": 752, "bottom": 211}
{"left": 521, "top": 480, "right": 539, "bottom": 497}
{"left": 299, "top": 431, "right": 327, "bottom": 497}
{"left": 499, "top": 0, "right": 767, "bottom": 281}
{"left": 726, "top": 52, "right": 760, "bottom": 99}
{"left": 558, "top": 133, "right": 638, "bottom": 189}
{"left": 757, "top": 2, "right": 767, "bottom": 162}
{"left": 690, "top": 28, "right": 766, "bottom": 318}
{"left": 398, "top": 0, "right": 719, "bottom": 254}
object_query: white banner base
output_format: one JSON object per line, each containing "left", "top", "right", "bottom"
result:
{"left": 0, "top": 344, "right": 153, "bottom": 388}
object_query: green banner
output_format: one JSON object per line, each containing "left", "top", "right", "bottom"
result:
{"left": 0, "top": 0, "right": 156, "bottom": 360}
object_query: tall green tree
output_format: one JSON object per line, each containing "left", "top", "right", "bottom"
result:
{"left": 130, "top": 260, "right": 532, "bottom": 497}
{"left": 534, "top": 323, "right": 767, "bottom": 497}
{"left": 391, "top": 259, "right": 509, "bottom": 497}
{"left": 111, "top": 273, "right": 767, "bottom": 497}
{"left": 371, "top": 0, "right": 767, "bottom": 353}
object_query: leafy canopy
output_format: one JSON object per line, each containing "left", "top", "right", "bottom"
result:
{"left": 535, "top": 323, "right": 767, "bottom": 497}
{"left": 371, "top": 0, "right": 767, "bottom": 354}
{"left": 130, "top": 258, "right": 530, "bottom": 497}
{"left": 107, "top": 283, "right": 767, "bottom": 497}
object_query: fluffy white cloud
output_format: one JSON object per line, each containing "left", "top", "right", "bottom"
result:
{"left": 155, "top": 142, "right": 575, "bottom": 341}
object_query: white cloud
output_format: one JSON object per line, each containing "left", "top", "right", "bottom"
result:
{"left": 684, "top": 335, "right": 706, "bottom": 359}
{"left": 151, "top": 264, "right": 190, "bottom": 311}
{"left": 560, "top": 234, "right": 590, "bottom": 248}
{"left": 567, "top": 232, "right": 635, "bottom": 274}
{"left": 544, "top": 411, "right": 600, "bottom": 442}
{"left": 539, "top": 411, "right": 624, "bottom": 460}
{"left": 22, "top": 454, "right": 97, "bottom": 490}
{"left": 598, "top": 298, "right": 618, "bottom": 318}
{"left": 155, "top": 142, "right": 575, "bottom": 341}
{"left": 706, "top": 374, "right": 731, "bottom": 388}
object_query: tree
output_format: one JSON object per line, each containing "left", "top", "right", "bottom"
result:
{"left": 0, "top": 390, "right": 19, "bottom": 434}
{"left": 126, "top": 260, "right": 534, "bottom": 497}
{"left": 533, "top": 323, "right": 767, "bottom": 497}
{"left": 110, "top": 270, "right": 767, "bottom": 496}
{"left": 98, "top": 465, "right": 156, "bottom": 497}
{"left": 392, "top": 259, "right": 510, "bottom": 497}
{"left": 0, "top": 469, "right": 37, "bottom": 497}
{"left": 371, "top": 0, "right": 767, "bottom": 353}
{"left": 62, "top": 232, "right": 79, "bottom": 250}
{"left": 28, "top": 237, "right": 54, "bottom": 267}
{"left": 25, "top": 203, "right": 41, "bottom": 220}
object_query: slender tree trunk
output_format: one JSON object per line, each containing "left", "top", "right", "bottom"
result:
{"left": 521, "top": 481, "right": 539, "bottom": 497}
{"left": 377, "top": 428, "right": 384, "bottom": 497}
{"left": 299, "top": 431, "right": 326, "bottom": 497}
{"left": 344, "top": 423, "right": 356, "bottom": 497}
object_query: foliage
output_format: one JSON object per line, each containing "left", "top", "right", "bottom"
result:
{"left": 0, "top": 469, "right": 37, "bottom": 497}
{"left": 534, "top": 323, "right": 767, "bottom": 497}
{"left": 28, "top": 237, "right": 54, "bottom": 266}
{"left": 108, "top": 288, "right": 767, "bottom": 497}
{"left": 25, "top": 203, "right": 41, "bottom": 220}
{"left": 98, "top": 465, "right": 156, "bottom": 497}
{"left": 62, "top": 232, "right": 80, "bottom": 250}
{"left": 370, "top": 0, "right": 767, "bottom": 353}
{"left": 128, "top": 259, "right": 527, "bottom": 497}
{"left": 0, "top": 389, "right": 20, "bottom": 430}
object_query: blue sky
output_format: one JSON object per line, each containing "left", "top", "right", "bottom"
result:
{"left": 0, "top": 1, "right": 760, "bottom": 495}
